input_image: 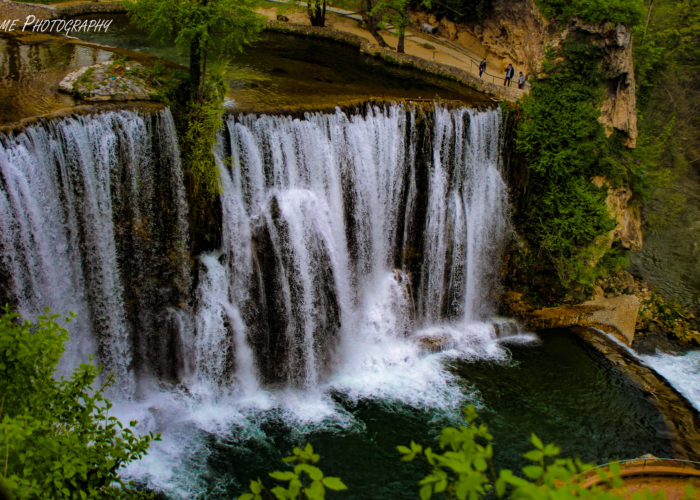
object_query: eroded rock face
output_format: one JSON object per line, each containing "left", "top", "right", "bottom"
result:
{"left": 566, "top": 19, "right": 638, "bottom": 147}
{"left": 413, "top": 0, "right": 556, "bottom": 75}
{"left": 593, "top": 176, "right": 643, "bottom": 250}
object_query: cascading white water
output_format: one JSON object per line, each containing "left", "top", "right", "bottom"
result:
{"left": 188, "top": 103, "right": 511, "bottom": 393}
{"left": 0, "top": 109, "right": 190, "bottom": 395}
{"left": 0, "top": 103, "right": 511, "bottom": 397}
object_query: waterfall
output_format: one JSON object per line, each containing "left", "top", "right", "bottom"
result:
{"left": 0, "top": 109, "right": 190, "bottom": 395}
{"left": 190, "top": 103, "right": 510, "bottom": 390}
{"left": 0, "top": 103, "right": 510, "bottom": 397}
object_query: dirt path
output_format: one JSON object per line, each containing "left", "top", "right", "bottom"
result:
{"left": 257, "top": 2, "right": 526, "bottom": 98}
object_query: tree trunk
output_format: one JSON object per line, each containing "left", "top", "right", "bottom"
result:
{"left": 308, "top": 0, "right": 326, "bottom": 27}
{"left": 371, "top": 29, "right": 389, "bottom": 47}
{"left": 397, "top": 31, "right": 405, "bottom": 53}
{"left": 189, "top": 0, "right": 209, "bottom": 99}
{"left": 361, "top": 0, "right": 388, "bottom": 47}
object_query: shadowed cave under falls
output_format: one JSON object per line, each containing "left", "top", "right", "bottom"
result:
{"left": 0, "top": 104, "right": 674, "bottom": 498}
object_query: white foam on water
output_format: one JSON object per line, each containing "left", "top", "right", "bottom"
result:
{"left": 640, "top": 350, "right": 700, "bottom": 412}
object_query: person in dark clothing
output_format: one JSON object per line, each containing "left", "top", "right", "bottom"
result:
{"left": 504, "top": 63, "right": 514, "bottom": 86}
{"left": 518, "top": 71, "right": 525, "bottom": 88}
{"left": 479, "top": 58, "right": 486, "bottom": 77}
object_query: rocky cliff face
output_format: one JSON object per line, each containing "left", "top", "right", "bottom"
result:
{"left": 593, "top": 176, "right": 643, "bottom": 251}
{"left": 415, "top": 0, "right": 638, "bottom": 147}
{"left": 565, "top": 19, "right": 638, "bottom": 147}
{"left": 412, "top": 0, "right": 555, "bottom": 75}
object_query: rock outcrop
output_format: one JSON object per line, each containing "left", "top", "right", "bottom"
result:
{"left": 566, "top": 19, "right": 638, "bottom": 147}
{"left": 412, "top": 0, "right": 638, "bottom": 146}
{"left": 504, "top": 290, "right": 641, "bottom": 344}
{"left": 59, "top": 60, "right": 158, "bottom": 102}
{"left": 413, "top": 0, "right": 556, "bottom": 79}
{"left": 593, "top": 176, "right": 643, "bottom": 250}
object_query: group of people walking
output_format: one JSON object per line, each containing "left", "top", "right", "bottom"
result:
{"left": 478, "top": 59, "right": 526, "bottom": 89}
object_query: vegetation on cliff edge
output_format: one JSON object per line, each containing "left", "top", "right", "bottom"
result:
{"left": 513, "top": 39, "right": 622, "bottom": 300}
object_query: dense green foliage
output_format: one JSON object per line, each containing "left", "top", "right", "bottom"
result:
{"left": 175, "top": 75, "right": 227, "bottom": 202}
{"left": 0, "top": 308, "right": 157, "bottom": 499}
{"left": 536, "top": 0, "right": 644, "bottom": 26}
{"left": 239, "top": 406, "right": 693, "bottom": 499}
{"left": 514, "top": 41, "right": 620, "bottom": 297}
{"left": 632, "top": 0, "right": 700, "bottom": 218}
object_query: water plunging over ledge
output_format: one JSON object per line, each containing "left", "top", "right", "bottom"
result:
{"left": 0, "top": 104, "right": 675, "bottom": 498}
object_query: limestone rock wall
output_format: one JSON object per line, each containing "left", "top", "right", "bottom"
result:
{"left": 566, "top": 19, "right": 638, "bottom": 147}
{"left": 593, "top": 176, "right": 643, "bottom": 251}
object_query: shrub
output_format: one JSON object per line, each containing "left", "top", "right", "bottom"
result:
{"left": 0, "top": 307, "right": 158, "bottom": 499}
{"left": 238, "top": 405, "right": 696, "bottom": 499}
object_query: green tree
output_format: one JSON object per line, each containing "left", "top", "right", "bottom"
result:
{"left": 360, "top": 0, "right": 389, "bottom": 47}
{"left": 126, "top": 0, "right": 264, "bottom": 96}
{"left": 0, "top": 307, "right": 158, "bottom": 499}
{"left": 126, "top": 0, "right": 264, "bottom": 251}
{"left": 371, "top": 0, "right": 431, "bottom": 53}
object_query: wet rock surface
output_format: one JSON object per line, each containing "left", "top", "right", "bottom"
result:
{"left": 503, "top": 290, "right": 641, "bottom": 345}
